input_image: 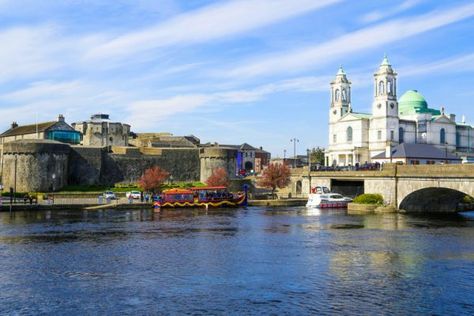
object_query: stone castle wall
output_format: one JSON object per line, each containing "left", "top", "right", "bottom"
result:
{"left": 2, "top": 140, "right": 239, "bottom": 192}
{"left": 2, "top": 140, "right": 70, "bottom": 192}
{"left": 102, "top": 148, "right": 200, "bottom": 185}
{"left": 199, "top": 147, "right": 237, "bottom": 183}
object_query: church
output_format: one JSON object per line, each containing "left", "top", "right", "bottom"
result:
{"left": 325, "top": 56, "right": 474, "bottom": 166}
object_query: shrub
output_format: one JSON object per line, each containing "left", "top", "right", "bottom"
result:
{"left": 353, "top": 193, "right": 384, "bottom": 205}
{"left": 462, "top": 195, "right": 474, "bottom": 204}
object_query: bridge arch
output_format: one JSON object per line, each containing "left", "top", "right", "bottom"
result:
{"left": 399, "top": 187, "right": 473, "bottom": 213}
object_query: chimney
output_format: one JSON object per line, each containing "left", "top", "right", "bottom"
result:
{"left": 58, "top": 114, "right": 65, "bottom": 122}
{"left": 462, "top": 115, "right": 466, "bottom": 124}
{"left": 11, "top": 121, "right": 18, "bottom": 129}
{"left": 449, "top": 114, "right": 456, "bottom": 122}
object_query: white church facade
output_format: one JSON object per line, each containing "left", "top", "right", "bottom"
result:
{"left": 325, "top": 56, "right": 474, "bottom": 166}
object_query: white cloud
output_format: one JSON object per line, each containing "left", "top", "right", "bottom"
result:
{"left": 399, "top": 53, "right": 474, "bottom": 77}
{"left": 224, "top": 3, "right": 474, "bottom": 78}
{"left": 359, "top": 0, "right": 422, "bottom": 24}
{"left": 86, "top": 0, "right": 341, "bottom": 60}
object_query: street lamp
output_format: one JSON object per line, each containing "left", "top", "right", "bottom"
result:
{"left": 290, "top": 138, "right": 299, "bottom": 168}
{"left": 52, "top": 173, "right": 56, "bottom": 192}
{"left": 445, "top": 142, "right": 448, "bottom": 164}
{"left": 307, "top": 149, "right": 312, "bottom": 194}
{"left": 283, "top": 149, "right": 287, "bottom": 165}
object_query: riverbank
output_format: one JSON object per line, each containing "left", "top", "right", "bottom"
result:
{"left": 248, "top": 198, "right": 306, "bottom": 207}
{"left": 0, "top": 197, "right": 308, "bottom": 212}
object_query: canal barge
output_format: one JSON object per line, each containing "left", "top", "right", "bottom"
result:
{"left": 154, "top": 186, "right": 247, "bottom": 209}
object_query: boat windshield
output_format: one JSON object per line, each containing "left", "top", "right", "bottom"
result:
{"left": 330, "top": 194, "right": 343, "bottom": 199}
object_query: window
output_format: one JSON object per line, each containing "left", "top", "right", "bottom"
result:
{"left": 440, "top": 128, "right": 446, "bottom": 144}
{"left": 399, "top": 127, "right": 404, "bottom": 143}
{"left": 335, "top": 89, "right": 340, "bottom": 101}
{"left": 333, "top": 134, "right": 337, "bottom": 143}
{"left": 378, "top": 81, "right": 384, "bottom": 95}
{"left": 456, "top": 132, "right": 461, "bottom": 147}
{"left": 410, "top": 160, "right": 420, "bottom": 165}
{"left": 377, "top": 130, "right": 382, "bottom": 140}
{"left": 346, "top": 126, "right": 353, "bottom": 142}
{"left": 342, "top": 89, "right": 347, "bottom": 101}
{"left": 387, "top": 80, "right": 392, "bottom": 95}
{"left": 390, "top": 130, "right": 394, "bottom": 141}
{"left": 47, "top": 130, "right": 81, "bottom": 144}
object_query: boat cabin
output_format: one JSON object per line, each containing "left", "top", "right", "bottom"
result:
{"left": 190, "top": 186, "right": 233, "bottom": 202}
{"left": 162, "top": 188, "right": 194, "bottom": 203}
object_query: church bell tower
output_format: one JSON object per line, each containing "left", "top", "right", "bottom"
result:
{"left": 369, "top": 55, "right": 400, "bottom": 157}
{"left": 329, "top": 66, "right": 351, "bottom": 124}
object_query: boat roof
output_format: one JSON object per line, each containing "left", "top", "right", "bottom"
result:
{"left": 190, "top": 186, "right": 227, "bottom": 190}
{"left": 163, "top": 188, "right": 193, "bottom": 194}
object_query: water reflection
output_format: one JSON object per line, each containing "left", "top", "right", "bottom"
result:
{"left": 0, "top": 208, "right": 473, "bottom": 314}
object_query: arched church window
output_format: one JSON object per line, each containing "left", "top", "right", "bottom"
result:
{"left": 387, "top": 80, "right": 392, "bottom": 95}
{"left": 342, "top": 89, "right": 347, "bottom": 101}
{"left": 379, "top": 81, "right": 384, "bottom": 95}
{"left": 335, "top": 89, "right": 340, "bottom": 101}
{"left": 399, "top": 127, "right": 404, "bottom": 143}
{"left": 346, "top": 126, "right": 353, "bottom": 142}
{"left": 440, "top": 128, "right": 446, "bottom": 144}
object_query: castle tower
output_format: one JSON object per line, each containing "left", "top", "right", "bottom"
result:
{"left": 369, "top": 55, "right": 400, "bottom": 157}
{"left": 329, "top": 66, "right": 351, "bottom": 123}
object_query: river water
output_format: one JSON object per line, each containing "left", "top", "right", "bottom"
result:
{"left": 0, "top": 207, "right": 473, "bottom": 315}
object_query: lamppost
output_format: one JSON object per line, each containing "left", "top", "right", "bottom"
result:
{"left": 290, "top": 138, "right": 299, "bottom": 168}
{"left": 52, "top": 173, "right": 56, "bottom": 192}
{"left": 445, "top": 142, "right": 448, "bottom": 164}
{"left": 307, "top": 148, "right": 312, "bottom": 194}
{"left": 283, "top": 149, "right": 287, "bottom": 165}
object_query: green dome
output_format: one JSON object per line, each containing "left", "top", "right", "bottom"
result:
{"left": 398, "top": 90, "right": 439, "bottom": 115}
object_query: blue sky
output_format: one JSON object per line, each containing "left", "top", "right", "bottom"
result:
{"left": 0, "top": 0, "right": 473, "bottom": 157}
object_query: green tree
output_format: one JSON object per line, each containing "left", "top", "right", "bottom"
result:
{"left": 310, "top": 147, "right": 325, "bottom": 165}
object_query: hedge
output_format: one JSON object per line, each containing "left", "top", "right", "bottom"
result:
{"left": 353, "top": 193, "right": 384, "bottom": 205}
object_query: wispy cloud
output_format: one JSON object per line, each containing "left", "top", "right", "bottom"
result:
{"left": 399, "top": 53, "right": 474, "bottom": 76}
{"left": 359, "top": 0, "right": 422, "bottom": 24}
{"left": 126, "top": 75, "right": 331, "bottom": 130}
{"left": 224, "top": 3, "right": 474, "bottom": 78}
{"left": 86, "top": 0, "right": 341, "bottom": 60}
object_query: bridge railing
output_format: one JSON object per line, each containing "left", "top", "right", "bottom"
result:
{"left": 298, "top": 163, "right": 474, "bottom": 178}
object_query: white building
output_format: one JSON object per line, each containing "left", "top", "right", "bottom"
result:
{"left": 325, "top": 56, "right": 474, "bottom": 166}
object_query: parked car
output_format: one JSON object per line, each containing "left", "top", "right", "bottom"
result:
{"left": 126, "top": 191, "right": 141, "bottom": 199}
{"left": 103, "top": 191, "right": 117, "bottom": 200}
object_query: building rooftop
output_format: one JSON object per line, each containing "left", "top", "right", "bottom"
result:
{"left": 398, "top": 90, "right": 441, "bottom": 116}
{"left": 1, "top": 121, "right": 57, "bottom": 137}
{"left": 372, "top": 143, "right": 460, "bottom": 161}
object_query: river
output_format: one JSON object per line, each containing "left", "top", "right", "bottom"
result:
{"left": 1, "top": 207, "right": 473, "bottom": 315}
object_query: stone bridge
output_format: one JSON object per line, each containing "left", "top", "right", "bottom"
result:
{"left": 286, "top": 164, "right": 474, "bottom": 212}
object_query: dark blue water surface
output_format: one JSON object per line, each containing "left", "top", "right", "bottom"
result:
{"left": 1, "top": 207, "right": 474, "bottom": 315}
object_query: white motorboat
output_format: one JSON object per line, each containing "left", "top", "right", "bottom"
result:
{"left": 306, "top": 193, "right": 352, "bottom": 208}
